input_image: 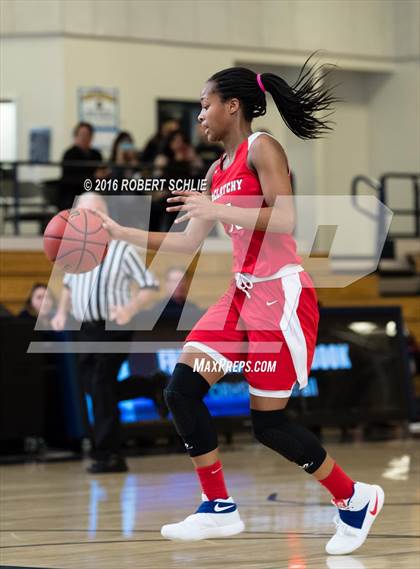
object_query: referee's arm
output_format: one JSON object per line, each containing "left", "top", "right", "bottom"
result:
{"left": 51, "top": 280, "right": 72, "bottom": 331}
{"left": 119, "top": 288, "right": 153, "bottom": 321}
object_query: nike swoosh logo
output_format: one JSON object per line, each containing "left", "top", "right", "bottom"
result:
{"left": 370, "top": 492, "right": 379, "bottom": 515}
{"left": 266, "top": 300, "right": 278, "bottom": 306}
{"left": 211, "top": 467, "right": 222, "bottom": 475}
{"left": 214, "top": 503, "right": 235, "bottom": 512}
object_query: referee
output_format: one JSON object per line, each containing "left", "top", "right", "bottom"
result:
{"left": 52, "top": 193, "right": 158, "bottom": 473}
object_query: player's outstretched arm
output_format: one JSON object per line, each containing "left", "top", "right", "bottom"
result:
{"left": 97, "top": 208, "right": 214, "bottom": 253}
{"left": 97, "top": 161, "right": 218, "bottom": 253}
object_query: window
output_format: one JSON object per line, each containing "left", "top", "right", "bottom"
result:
{"left": 0, "top": 100, "right": 17, "bottom": 161}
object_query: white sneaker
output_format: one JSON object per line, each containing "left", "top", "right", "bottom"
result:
{"left": 161, "top": 495, "right": 245, "bottom": 541}
{"left": 326, "top": 482, "right": 385, "bottom": 555}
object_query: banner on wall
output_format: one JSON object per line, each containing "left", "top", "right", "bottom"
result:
{"left": 78, "top": 87, "right": 119, "bottom": 157}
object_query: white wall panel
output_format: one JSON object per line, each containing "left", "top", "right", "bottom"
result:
{"left": 127, "top": 0, "right": 166, "bottom": 41}
{"left": 13, "top": 0, "right": 61, "bottom": 33}
{"left": 63, "top": 0, "right": 95, "bottom": 35}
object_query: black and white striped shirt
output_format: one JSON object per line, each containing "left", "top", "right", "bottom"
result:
{"left": 63, "top": 240, "right": 158, "bottom": 322}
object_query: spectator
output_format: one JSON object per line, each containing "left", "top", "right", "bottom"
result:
{"left": 18, "top": 283, "right": 57, "bottom": 329}
{"left": 141, "top": 118, "right": 180, "bottom": 164}
{"left": 51, "top": 193, "right": 159, "bottom": 474}
{"left": 140, "top": 267, "right": 204, "bottom": 330}
{"left": 154, "top": 130, "right": 202, "bottom": 176}
{"left": 194, "top": 124, "right": 223, "bottom": 176}
{"left": 108, "top": 131, "right": 146, "bottom": 230}
{"left": 16, "top": 285, "right": 78, "bottom": 453}
{"left": 60, "top": 122, "right": 108, "bottom": 210}
{"left": 109, "top": 131, "right": 140, "bottom": 181}
{"left": 151, "top": 131, "right": 202, "bottom": 231}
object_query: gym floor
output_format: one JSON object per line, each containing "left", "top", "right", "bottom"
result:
{"left": 1, "top": 439, "right": 418, "bottom": 568}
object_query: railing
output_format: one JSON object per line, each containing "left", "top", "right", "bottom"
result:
{"left": 351, "top": 172, "right": 420, "bottom": 255}
{"left": 0, "top": 159, "right": 202, "bottom": 235}
{"left": 0, "top": 159, "right": 297, "bottom": 236}
{"left": 379, "top": 173, "right": 420, "bottom": 239}
{"left": 350, "top": 175, "right": 386, "bottom": 261}
{"left": 2, "top": 161, "right": 418, "bottom": 240}
{"left": 351, "top": 175, "right": 383, "bottom": 217}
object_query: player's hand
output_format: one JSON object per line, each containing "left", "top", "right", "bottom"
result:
{"left": 109, "top": 304, "right": 133, "bottom": 326}
{"left": 166, "top": 191, "right": 220, "bottom": 224}
{"left": 51, "top": 311, "right": 66, "bottom": 331}
{"left": 94, "top": 210, "right": 125, "bottom": 240}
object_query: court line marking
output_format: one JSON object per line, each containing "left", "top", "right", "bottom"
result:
{"left": 266, "top": 493, "right": 420, "bottom": 507}
{"left": 1, "top": 528, "right": 420, "bottom": 539}
{"left": 1, "top": 533, "right": 419, "bottom": 549}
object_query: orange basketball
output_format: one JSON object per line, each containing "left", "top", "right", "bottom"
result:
{"left": 43, "top": 208, "right": 109, "bottom": 274}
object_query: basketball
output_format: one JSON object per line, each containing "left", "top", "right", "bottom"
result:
{"left": 43, "top": 208, "right": 109, "bottom": 273}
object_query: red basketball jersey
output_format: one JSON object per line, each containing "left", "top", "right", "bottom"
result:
{"left": 210, "top": 132, "right": 301, "bottom": 277}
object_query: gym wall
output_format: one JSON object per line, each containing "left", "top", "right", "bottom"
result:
{"left": 1, "top": 0, "right": 418, "bottom": 194}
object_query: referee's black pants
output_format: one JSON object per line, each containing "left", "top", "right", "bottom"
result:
{"left": 77, "top": 321, "right": 132, "bottom": 461}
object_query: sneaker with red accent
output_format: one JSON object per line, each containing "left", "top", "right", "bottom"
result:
{"left": 161, "top": 494, "right": 245, "bottom": 541}
{"left": 325, "top": 482, "right": 385, "bottom": 555}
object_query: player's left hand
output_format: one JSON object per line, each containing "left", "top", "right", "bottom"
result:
{"left": 109, "top": 304, "right": 134, "bottom": 325}
{"left": 167, "top": 191, "right": 220, "bottom": 224}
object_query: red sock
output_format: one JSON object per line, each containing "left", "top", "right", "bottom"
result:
{"left": 196, "top": 460, "right": 229, "bottom": 501}
{"left": 319, "top": 463, "right": 355, "bottom": 501}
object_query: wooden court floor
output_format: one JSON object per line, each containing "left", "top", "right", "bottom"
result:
{"left": 1, "top": 439, "right": 419, "bottom": 569}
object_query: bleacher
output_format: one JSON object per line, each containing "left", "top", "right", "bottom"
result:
{"left": 1, "top": 247, "right": 419, "bottom": 343}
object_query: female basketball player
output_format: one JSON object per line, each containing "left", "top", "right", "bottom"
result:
{"left": 98, "top": 56, "right": 384, "bottom": 555}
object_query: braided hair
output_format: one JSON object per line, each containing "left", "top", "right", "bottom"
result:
{"left": 208, "top": 52, "right": 339, "bottom": 140}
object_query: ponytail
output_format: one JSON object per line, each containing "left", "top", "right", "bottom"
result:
{"left": 209, "top": 52, "right": 339, "bottom": 140}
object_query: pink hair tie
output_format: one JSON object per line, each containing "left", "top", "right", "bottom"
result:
{"left": 256, "top": 74, "right": 266, "bottom": 93}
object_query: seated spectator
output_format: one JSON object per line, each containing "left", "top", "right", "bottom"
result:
{"left": 139, "top": 267, "right": 204, "bottom": 330}
{"left": 141, "top": 118, "right": 180, "bottom": 164}
{"left": 15, "top": 285, "right": 80, "bottom": 452}
{"left": 108, "top": 131, "right": 147, "bottom": 229}
{"left": 151, "top": 131, "right": 203, "bottom": 231}
{"left": 194, "top": 124, "right": 223, "bottom": 176}
{"left": 154, "top": 130, "right": 202, "bottom": 177}
{"left": 60, "top": 122, "right": 108, "bottom": 210}
{"left": 109, "top": 131, "right": 140, "bottom": 181}
{"left": 18, "top": 283, "right": 57, "bottom": 329}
